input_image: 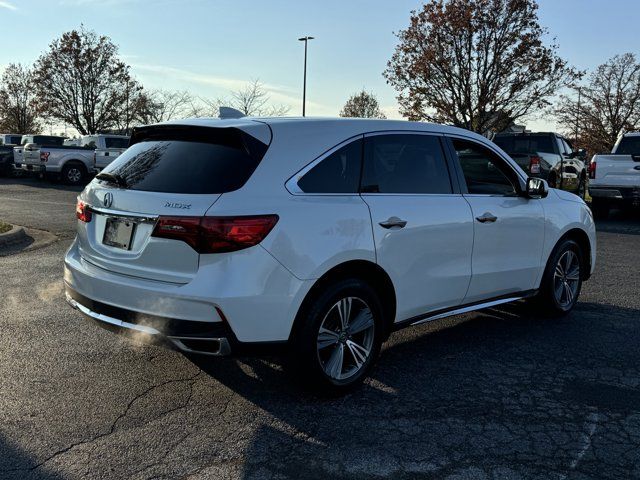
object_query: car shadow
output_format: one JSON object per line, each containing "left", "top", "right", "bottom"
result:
{"left": 595, "top": 207, "right": 640, "bottom": 235}
{"left": 0, "top": 433, "right": 66, "bottom": 480}
{"left": 188, "top": 300, "right": 640, "bottom": 479}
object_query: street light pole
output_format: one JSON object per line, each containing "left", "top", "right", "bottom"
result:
{"left": 298, "top": 36, "right": 314, "bottom": 117}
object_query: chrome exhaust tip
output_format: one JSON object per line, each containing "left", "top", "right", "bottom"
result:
{"left": 168, "top": 336, "right": 232, "bottom": 356}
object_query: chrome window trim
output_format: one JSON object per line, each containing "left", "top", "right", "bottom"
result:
{"left": 87, "top": 204, "right": 159, "bottom": 223}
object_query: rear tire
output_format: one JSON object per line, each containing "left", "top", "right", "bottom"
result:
{"left": 62, "top": 163, "right": 86, "bottom": 186}
{"left": 288, "top": 278, "right": 384, "bottom": 394}
{"left": 534, "top": 239, "right": 583, "bottom": 317}
{"left": 576, "top": 175, "right": 586, "bottom": 199}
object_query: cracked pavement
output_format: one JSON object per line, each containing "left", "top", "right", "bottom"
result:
{"left": 1, "top": 176, "right": 640, "bottom": 479}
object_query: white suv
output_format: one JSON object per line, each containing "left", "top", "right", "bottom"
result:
{"left": 64, "top": 118, "right": 596, "bottom": 392}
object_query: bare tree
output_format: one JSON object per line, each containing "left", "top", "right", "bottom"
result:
{"left": 384, "top": 0, "right": 579, "bottom": 134}
{"left": 0, "top": 63, "right": 40, "bottom": 133}
{"left": 33, "top": 26, "right": 144, "bottom": 135}
{"left": 340, "top": 90, "right": 387, "bottom": 119}
{"left": 555, "top": 53, "right": 640, "bottom": 154}
{"left": 202, "top": 80, "right": 290, "bottom": 117}
{"left": 138, "top": 89, "right": 203, "bottom": 124}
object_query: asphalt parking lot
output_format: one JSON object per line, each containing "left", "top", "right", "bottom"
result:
{"left": 1, "top": 176, "right": 640, "bottom": 480}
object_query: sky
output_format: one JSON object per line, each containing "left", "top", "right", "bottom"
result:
{"left": 1, "top": 0, "right": 639, "bottom": 132}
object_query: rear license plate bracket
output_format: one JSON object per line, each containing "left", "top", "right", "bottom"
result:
{"left": 103, "top": 217, "right": 136, "bottom": 250}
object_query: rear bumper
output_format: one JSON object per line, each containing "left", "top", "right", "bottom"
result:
{"left": 64, "top": 238, "right": 312, "bottom": 345}
{"left": 65, "top": 287, "right": 232, "bottom": 355}
{"left": 590, "top": 186, "right": 640, "bottom": 205}
{"left": 20, "top": 163, "right": 46, "bottom": 173}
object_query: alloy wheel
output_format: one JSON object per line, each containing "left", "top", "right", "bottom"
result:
{"left": 67, "top": 168, "right": 82, "bottom": 183}
{"left": 316, "top": 297, "right": 375, "bottom": 381}
{"left": 553, "top": 250, "right": 580, "bottom": 308}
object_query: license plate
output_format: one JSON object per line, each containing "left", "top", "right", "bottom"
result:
{"left": 103, "top": 217, "right": 136, "bottom": 250}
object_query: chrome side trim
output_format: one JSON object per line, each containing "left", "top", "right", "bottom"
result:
{"left": 410, "top": 296, "right": 523, "bottom": 326}
{"left": 65, "top": 293, "right": 160, "bottom": 335}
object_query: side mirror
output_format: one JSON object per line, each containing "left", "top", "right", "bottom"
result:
{"left": 526, "top": 177, "right": 548, "bottom": 199}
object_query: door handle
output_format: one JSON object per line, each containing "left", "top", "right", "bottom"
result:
{"left": 476, "top": 212, "right": 498, "bottom": 223}
{"left": 379, "top": 216, "right": 407, "bottom": 229}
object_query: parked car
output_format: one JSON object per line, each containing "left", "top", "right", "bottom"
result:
{"left": 80, "top": 134, "right": 130, "bottom": 173}
{"left": 493, "top": 132, "right": 588, "bottom": 198}
{"left": 64, "top": 118, "right": 596, "bottom": 392}
{"left": 0, "top": 133, "right": 23, "bottom": 146}
{"left": 0, "top": 145, "right": 14, "bottom": 175}
{"left": 589, "top": 132, "right": 640, "bottom": 217}
{"left": 19, "top": 134, "right": 94, "bottom": 185}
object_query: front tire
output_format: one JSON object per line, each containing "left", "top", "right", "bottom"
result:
{"left": 289, "top": 278, "right": 384, "bottom": 393}
{"left": 535, "top": 239, "right": 583, "bottom": 317}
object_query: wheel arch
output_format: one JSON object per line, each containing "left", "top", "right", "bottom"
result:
{"left": 557, "top": 227, "right": 592, "bottom": 281}
{"left": 290, "top": 260, "right": 397, "bottom": 342}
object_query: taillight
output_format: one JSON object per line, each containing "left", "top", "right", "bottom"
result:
{"left": 588, "top": 160, "right": 596, "bottom": 179}
{"left": 529, "top": 155, "right": 541, "bottom": 174}
{"left": 76, "top": 200, "right": 92, "bottom": 222}
{"left": 152, "top": 215, "right": 279, "bottom": 253}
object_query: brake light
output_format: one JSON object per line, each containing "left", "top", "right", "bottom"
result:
{"left": 588, "top": 160, "right": 596, "bottom": 179}
{"left": 152, "top": 215, "right": 279, "bottom": 253}
{"left": 76, "top": 200, "right": 92, "bottom": 222}
{"left": 40, "top": 152, "right": 50, "bottom": 163}
{"left": 529, "top": 155, "right": 541, "bottom": 174}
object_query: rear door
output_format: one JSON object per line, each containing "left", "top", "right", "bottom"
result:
{"left": 77, "top": 124, "right": 271, "bottom": 284}
{"left": 446, "top": 136, "right": 545, "bottom": 303}
{"left": 361, "top": 132, "right": 473, "bottom": 321}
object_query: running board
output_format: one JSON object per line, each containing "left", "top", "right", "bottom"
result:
{"left": 410, "top": 296, "right": 525, "bottom": 327}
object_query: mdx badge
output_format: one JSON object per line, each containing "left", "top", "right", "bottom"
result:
{"left": 165, "top": 202, "right": 192, "bottom": 209}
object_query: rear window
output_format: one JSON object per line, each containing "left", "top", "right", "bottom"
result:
{"left": 34, "top": 136, "right": 65, "bottom": 147}
{"left": 494, "top": 135, "right": 555, "bottom": 155}
{"left": 616, "top": 136, "right": 640, "bottom": 155}
{"left": 105, "top": 137, "right": 129, "bottom": 149}
{"left": 102, "top": 126, "right": 268, "bottom": 194}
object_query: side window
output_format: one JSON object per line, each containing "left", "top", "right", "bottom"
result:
{"left": 297, "top": 139, "right": 362, "bottom": 193}
{"left": 561, "top": 138, "right": 573, "bottom": 156}
{"left": 361, "top": 134, "right": 452, "bottom": 194}
{"left": 451, "top": 139, "right": 517, "bottom": 196}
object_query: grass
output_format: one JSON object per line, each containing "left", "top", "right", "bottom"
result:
{"left": 0, "top": 221, "right": 12, "bottom": 234}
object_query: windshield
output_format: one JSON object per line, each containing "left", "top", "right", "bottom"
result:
{"left": 105, "top": 137, "right": 129, "bottom": 149}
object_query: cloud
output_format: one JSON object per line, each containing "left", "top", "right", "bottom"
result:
{"left": 0, "top": 1, "right": 17, "bottom": 10}
{"left": 131, "top": 63, "right": 333, "bottom": 113}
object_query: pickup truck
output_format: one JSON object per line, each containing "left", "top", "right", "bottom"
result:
{"left": 0, "top": 134, "right": 22, "bottom": 175}
{"left": 589, "top": 132, "right": 640, "bottom": 217}
{"left": 80, "top": 134, "right": 129, "bottom": 172}
{"left": 18, "top": 135, "right": 94, "bottom": 185}
{"left": 493, "top": 132, "right": 588, "bottom": 197}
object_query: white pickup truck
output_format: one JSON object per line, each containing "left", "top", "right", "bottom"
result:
{"left": 18, "top": 135, "right": 94, "bottom": 185}
{"left": 589, "top": 132, "right": 640, "bottom": 217}
{"left": 80, "top": 134, "right": 129, "bottom": 173}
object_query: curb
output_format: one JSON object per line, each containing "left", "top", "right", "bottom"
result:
{"left": 0, "top": 225, "right": 27, "bottom": 246}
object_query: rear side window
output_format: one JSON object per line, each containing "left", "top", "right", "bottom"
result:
{"left": 616, "top": 136, "right": 640, "bottom": 155}
{"left": 452, "top": 139, "right": 517, "bottom": 196}
{"left": 362, "top": 134, "right": 452, "bottom": 194}
{"left": 34, "top": 136, "right": 64, "bottom": 147}
{"left": 102, "top": 126, "right": 268, "bottom": 194}
{"left": 105, "top": 137, "right": 129, "bottom": 149}
{"left": 298, "top": 139, "right": 362, "bottom": 193}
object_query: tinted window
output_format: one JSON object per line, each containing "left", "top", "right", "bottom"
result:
{"left": 10, "top": 136, "right": 21, "bottom": 145}
{"left": 616, "top": 137, "right": 640, "bottom": 155}
{"left": 298, "top": 139, "right": 362, "bottom": 193}
{"left": 362, "top": 134, "right": 452, "bottom": 194}
{"left": 105, "top": 137, "right": 129, "bottom": 149}
{"left": 494, "top": 135, "right": 555, "bottom": 155}
{"left": 452, "top": 139, "right": 517, "bottom": 196}
{"left": 103, "top": 127, "right": 267, "bottom": 194}
{"left": 33, "top": 136, "right": 64, "bottom": 147}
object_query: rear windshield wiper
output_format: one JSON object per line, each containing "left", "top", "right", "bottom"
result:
{"left": 96, "top": 172, "right": 128, "bottom": 188}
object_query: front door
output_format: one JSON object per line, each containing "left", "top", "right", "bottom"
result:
{"left": 361, "top": 133, "right": 474, "bottom": 322}
{"left": 447, "top": 137, "right": 545, "bottom": 304}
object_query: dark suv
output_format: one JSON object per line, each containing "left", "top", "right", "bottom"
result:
{"left": 493, "top": 132, "right": 588, "bottom": 197}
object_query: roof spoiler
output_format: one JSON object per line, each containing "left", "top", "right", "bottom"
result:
{"left": 218, "top": 107, "right": 246, "bottom": 119}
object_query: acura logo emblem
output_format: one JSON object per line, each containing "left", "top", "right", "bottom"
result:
{"left": 103, "top": 192, "right": 113, "bottom": 208}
